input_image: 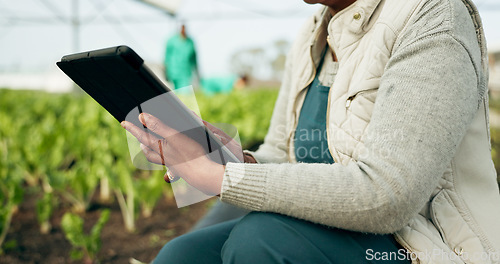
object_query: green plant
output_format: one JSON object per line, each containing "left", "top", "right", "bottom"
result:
{"left": 61, "top": 209, "right": 110, "bottom": 263}
{"left": 490, "top": 127, "right": 500, "bottom": 184}
{"left": 0, "top": 183, "right": 23, "bottom": 255}
{"left": 111, "top": 159, "right": 138, "bottom": 233}
{"left": 36, "top": 192, "right": 56, "bottom": 234}
{"left": 136, "top": 170, "right": 165, "bottom": 218}
{"left": 0, "top": 88, "right": 279, "bottom": 241}
{"left": 54, "top": 164, "right": 99, "bottom": 213}
{"left": 196, "top": 89, "right": 279, "bottom": 149}
{"left": 0, "top": 139, "right": 24, "bottom": 254}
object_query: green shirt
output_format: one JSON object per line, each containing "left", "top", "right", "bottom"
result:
{"left": 294, "top": 56, "right": 334, "bottom": 164}
{"left": 164, "top": 34, "right": 198, "bottom": 89}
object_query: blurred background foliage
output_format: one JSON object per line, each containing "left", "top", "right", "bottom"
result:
{"left": 487, "top": 97, "right": 500, "bottom": 184}
{"left": 0, "top": 87, "right": 278, "bottom": 256}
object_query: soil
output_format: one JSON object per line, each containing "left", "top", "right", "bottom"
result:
{"left": 0, "top": 186, "right": 213, "bottom": 264}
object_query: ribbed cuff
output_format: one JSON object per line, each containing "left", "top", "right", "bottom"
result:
{"left": 220, "top": 163, "right": 268, "bottom": 211}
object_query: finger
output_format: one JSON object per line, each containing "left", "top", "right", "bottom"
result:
{"left": 121, "top": 121, "right": 162, "bottom": 153}
{"left": 192, "top": 111, "right": 201, "bottom": 119}
{"left": 202, "top": 120, "right": 224, "bottom": 135}
{"left": 140, "top": 143, "right": 164, "bottom": 165}
{"left": 202, "top": 121, "right": 232, "bottom": 145}
{"left": 139, "top": 113, "right": 177, "bottom": 139}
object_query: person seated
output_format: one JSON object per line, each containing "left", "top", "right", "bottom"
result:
{"left": 122, "top": 0, "right": 500, "bottom": 262}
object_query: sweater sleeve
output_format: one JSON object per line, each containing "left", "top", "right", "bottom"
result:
{"left": 221, "top": 0, "right": 482, "bottom": 234}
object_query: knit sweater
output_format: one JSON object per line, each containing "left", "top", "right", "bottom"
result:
{"left": 220, "top": 0, "right": 485, "bottom": 235}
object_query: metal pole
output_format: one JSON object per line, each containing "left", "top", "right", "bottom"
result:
{"left": 71, "top": 0, "right": 82, "bottom": 93}
{"left": 72, "top": 0, "right": 79, "bottom": 52}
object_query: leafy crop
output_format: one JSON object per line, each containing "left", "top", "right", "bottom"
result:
{"left": 196, "top": 89, "right": 278, "bottom": 149}
{"left": 0, "top": 88, "right": 278, "bottom": 253}
{"left": 61, "top": 209, "right": 110, "bottom": 263}
{"left": 0, "top": 129, "right": 24, "bottom": 254}
{"left": 36, "top": 192, "right": 56, "bottom": 234}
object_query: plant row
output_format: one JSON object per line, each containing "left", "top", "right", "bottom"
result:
{"left": 0, "top": 88, "right": 278, "bottom": 260}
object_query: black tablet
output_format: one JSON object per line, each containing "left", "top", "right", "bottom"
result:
{"left": 57, "top": 45, "right": 240, "bottom": 165}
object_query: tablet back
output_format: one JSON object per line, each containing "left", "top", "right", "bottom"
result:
{"left": 57, "top": 45, "right": 241, "bottom": 166}
{"left": 56, "top": 45, "right": 168, "bottom": 123}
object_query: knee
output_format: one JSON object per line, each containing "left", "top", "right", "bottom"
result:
{"left": 221, "top": 212, "right": 289, "bottom": 262}
{"left": 153, "top": 235, "right": 197, "bottom": 264}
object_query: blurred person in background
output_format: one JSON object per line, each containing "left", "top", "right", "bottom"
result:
{"left": 200, "top": 74, "right": 248, "bottom": 96}
{"left": 123, "top": 0, "right": 500, "bottom": 262}
{"left": 164, "top": 23, "right": 199, "bottom": 90}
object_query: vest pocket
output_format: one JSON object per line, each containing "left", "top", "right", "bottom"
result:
{"left": 345, "top": 88, "right": 378, "bottom": 123}
{"left": 430, "top": 190, "right": 487, "bottom": 263}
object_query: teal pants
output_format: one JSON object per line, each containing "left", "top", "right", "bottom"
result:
{"left": 153, "top": 212, "right": 410, "bottom": 264}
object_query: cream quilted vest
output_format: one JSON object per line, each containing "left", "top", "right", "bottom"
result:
{"left": 285, "top": 0, "right": 500, "bottom": 262}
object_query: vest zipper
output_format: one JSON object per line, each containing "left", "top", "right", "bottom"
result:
{"left": 326, "top": 35, "right": 338, "bottom": 63}
{"left": 325, "top": 36, "right": 337, "bottom": 163}
{"left": 346, "top": 97, "right": 352, "bottom": 109}
{"left": 345, "top": 88, "right": 379, "bottom": 109}
{"left": 287, "top": 45, "right": 318, "bottom": 162}
{"left": 325, "top": 83, "right": 336, "bottom": 163}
